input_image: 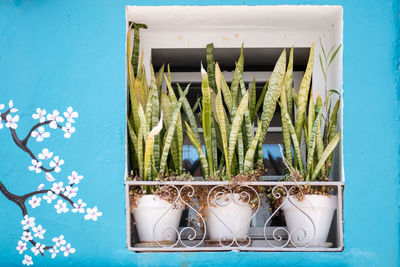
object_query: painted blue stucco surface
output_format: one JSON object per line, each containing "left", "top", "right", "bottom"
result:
{"left": 0, "top": 0, "right": 399, "bottom": 266}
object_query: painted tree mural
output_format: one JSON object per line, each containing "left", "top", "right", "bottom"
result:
{"left": 0, "top": 101, "right": 102, "bottom": 265}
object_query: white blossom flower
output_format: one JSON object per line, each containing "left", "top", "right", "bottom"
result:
{"left": 31, "top": 126, "right": 50, "bottom": 142}
{"left": 47, "top": 110, "right": 64, "bottom": 129}
{"left": 62, "top": 122, "right": 75, "bottom": 138}
{"left": 52, "top": 235, "right": 66, "bottom": 247}
{"left": 37, "top": 184, "right": 45, "bottom": 191}
{"left": 32, "top": 108, "right": 46, "bottom": 123}
{"left": 68, "top": 171, "right": 83, "bottom": 185}
{"left": 64, "top": 186, "right": 78, "bottom": 198}
{"left": 32, "top": 224, "right": 46, "bottom": 239}
{"left": 0, "top": 119, "right": 3, "bottom": 130}
{"left": 21, "top": 215, "right": 35, "bottom": 230}
{"left": 31, "top": 242, "right": 45, "bottom": 256}
{"left": 8, "top": 100, "right": 18, "bottom": 113}
{"left": 84, "top": 206, "right": 102, "bottom": 221}
{"left": 0, "top": 103, "right": 4, "bottom": 110}
{"left": 38, "top": 148, "right": 53, "bottom": 160}
{"left": 28, "top": 196, "right": 41, "bottom": 208}
{"left": 50, "top": 156, "right": 64, "bottom": 173}
{"left": 45, "top": 173, "right": 55, "bottom": 182}
{"left": 60, "top": 243, "right": 75, "bottom": 257}
{"left": 22, "top": 254, "right": 33, "bottom": 266}
{"left": 21, "top": 231, "right": 33, "bottom": 242}
{"left": 51, "top": 182, "right": 64, "bottom": 194}
{"left": 16, "top": 240, "right": 27, "bottom": 254}
{"left": 43, "top": 191, "right": 57, "bottom": 203}
{"left": 49, "top": 245, "right": 59, "bottom": 258}
{"left": 63, "top": 107, "right": 78, "bottom": 123}
{"left": 54, "top": 199, "right": 68, "bottom": 214}
{"left": 28, "top": 159, "right": 42, "bottom": 174}
{"left": 5, "top": 114, "right": 19, "bottom": 129}
{"left": 72, "top": 199, "right": 87, "bottom": 213}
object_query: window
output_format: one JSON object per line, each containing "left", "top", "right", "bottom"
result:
{"left": 126, "top": 5, "right": 343, "bottom": 252}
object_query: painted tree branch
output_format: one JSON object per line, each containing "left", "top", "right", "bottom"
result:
{"left": 0, "top": 181, "right": 76, "bottom": 254}
{"left": 0, "top": 101, "right": 100, "bottom": 264}
{"left": 0, "top": 109, "right": 59, "bottom": 173}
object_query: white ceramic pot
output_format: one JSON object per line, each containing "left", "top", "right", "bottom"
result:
{"left": 282, "top": 194, "right": 337, "bottom": 245}
{"left": 206, "top": 193, "right": 252, "bottom": 241}
{"left": 132, "top": 194, "right": 183, "bottom": 243}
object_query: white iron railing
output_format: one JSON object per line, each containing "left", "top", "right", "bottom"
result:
{"left": 126, "top": 180, "right": 344, "bottom": 252}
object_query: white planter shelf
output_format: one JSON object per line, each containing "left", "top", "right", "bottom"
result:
{"left": 125, "top": 181, "right": 344, "bottom": 252}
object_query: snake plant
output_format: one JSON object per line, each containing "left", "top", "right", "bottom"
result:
{"left": 182, "top": 44, "right": 287, "bottom": 180}
{"left": 280, "top": 43, "right": 342, "bottom": 181}
{"left": 126, "top": 24, "right": 187, "bottom": 183}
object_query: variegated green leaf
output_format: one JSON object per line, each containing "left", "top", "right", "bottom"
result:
{"left": 215, "top": 84, "right": 231, "bottom": 178}
{"left": 295, "top": 43, "right": 314, "bottom": 142}
{"left": 228, "top": 91, "right": 249, "bottom": 168}
{"left": 206, "top": 43, "right": 217, "bottom": 93}
{"left": 249, "top": 77, "right": 257, "bottom": 123}
{"left": 281, "top": 104, "right": 305, "bottom": 176}
{"left": 260, "top": 49, "right": 286, "bottom": 139}
{"left": 201, "top": 65, "right": 214, "bottom": 174}
{"left": 185, "top": 122, "right": 209, "bottom": 177}
{"left": 244, "top": 121, "right": 262, "bottom": 173}
{"left": 285, "top": 46, "right": 294, "bottom": 118}
{"left": 306, "top": 103, "right": 324, "bottom": 180}
{"left": 311, "top": 131, "right": 340, "bottom": 180}
{"left": 215, "top": 63, "right": 233, "bottom": 114}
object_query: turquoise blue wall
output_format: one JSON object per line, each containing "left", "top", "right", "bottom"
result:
{"left": 0, "top": 0, "right": 398, "bottom": 266}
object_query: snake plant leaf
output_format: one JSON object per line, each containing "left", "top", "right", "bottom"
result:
{"left": 144, "top": 114, "right": 163, "bottom": 180}
{"left": 281, "top": 103, "right": 304, "bottom": 176}
{"left": 228, "top": 90, "right": 249, "bottom": 168}
{"left": 292, "top": 87, "right": 298, "bottom": 108}
{"left": 257, "top": 140, "right": 264, "bottom": 167}
{"left": 312, "top": 131, "right": 340, "bottom": 180}
{"left": 255, "top": 81, "right": 268, "bottom": 123}
{"left": 131, "top": 23, "right": 147, "bottom": 77}
{"left": 127, "top": 117, "right": 138, "bottom": 157}
{"left": 326, "top": 98, "right": 340, "bottom": 174}
{"left": 178, "top": 84, "right": 201, "bottom": 142}
{"left": 201, "top": 64, "right": 214, "bottom": 174}
{"left": 305, "top": 103, "right": 324, "bottom": 180}
{"left": 230, "top": 45, "right": 244, "bottom": 112}
{"left": 239, "top": 77, "right": 254, "bottom": 150}
{"left": 160, "top": 92, "right": 187, "bottom": 173}
{"left": 295, "top": 43, "right": 314, "bottom": 143}
{"left": 164, "top": 74, "right": 183, "bottom": 171}
{"left": 192, "top": 96, "right": 201, "bottom": 114}
{"left": 206, "top": 43, "right": 217, "bottom": 93}
{"left": 215, "top": 63, "right": 233, "bottom": 114}
{"left": 249, "top": 77, "right": 257, "bottom": 123}
{"left": 156, "top": 64, "right": 165, "bottom": 91}
{"left": 150, "top": 65, "right": 161, "bottom": 168}
{"left": 144, "top": 69, "right": 154, "bottom": 136}
{"left": 285, "top": 46, "right": 294, "bottom": 118}
{"left": 244, "top": 120, "right": 263, "bottom": 173}
{"left": 211, "top": 117, "right": 218, "bottom": 172}
{"left": 328, "top": 98, "right": 340, "bottom": 142}
{"left": 138, "top": 104, "right": 148, "bottom": 141}
{"left": 307, "top": 88, "right": 315, "bottom": 148}
{"left": 127, "top": 29, "right": 141, "bottom": 133}
{"left": 237, "top": 131, "right": 244, "bottom": 173}
{"left": 216, "top": 84, "right": 231, "bottom": 178}
{"left": 315, "top": 114, "right": 326, "bottom": 177}
{"left": 280, "top": 81, "right": 292, "bottom": 166}
{"left": 260, "top": 49, "right": 286, "bottom": 139}
{"left": 185, "top": 121, "right": 209, "bottom": 177}
{"left": 137, "top": 125, "right": 143, "bottom": 178}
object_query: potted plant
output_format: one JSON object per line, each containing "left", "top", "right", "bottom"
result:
{"left": 181, "top": 44, "right": 286, "bottom": 244}
{"left": 126, "top": 24, "right": 189, "bottom": 245}
{"left": 276, "top": 42, "right": 342, "bottom": 246}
